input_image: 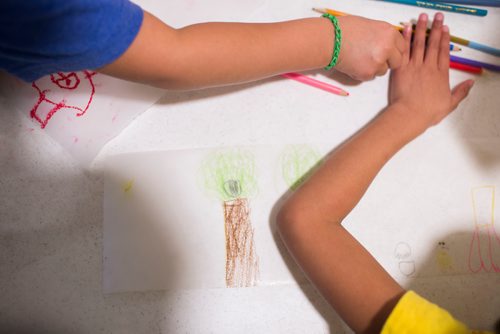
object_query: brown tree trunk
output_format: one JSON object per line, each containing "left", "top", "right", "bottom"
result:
{"left": 223, "top": 198, "right": 259, "bottom": 287}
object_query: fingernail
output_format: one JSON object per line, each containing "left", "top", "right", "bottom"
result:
{"left": 435, "top": 12, "right": 444, "bottom": 21}
{"left": 468, "top": 80, "right": 475, "bottom": 88}
{"left": 442, "top": 25, "right": 449, "bottom": 32}
{"left": 419, "top": 13, "right": 428, "bottom": 21}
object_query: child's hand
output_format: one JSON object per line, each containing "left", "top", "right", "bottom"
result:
{"left": 335, "top": 15, "right": 406, "bottom": 81}
{"left": 388, "top": 13, "right": 474, "bottom": 134}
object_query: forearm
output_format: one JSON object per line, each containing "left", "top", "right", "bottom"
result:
{"left": 283, "top": 104, "right": 419, "bottom": 225}
{"left": 172, "top": 19, "right": 333, "bottom": 87}
{"left": 100, "top": 11, "right": 333, "bottom": 89}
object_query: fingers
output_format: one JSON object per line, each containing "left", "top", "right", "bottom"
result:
{"left": 425, "top": 13, "right": 444, "bottom": 65}
{"left": 438, "top": 25, "right": 451, "bottom": 71}
{"left": 411, "top": 13, "right": 428, "bottom": 64}
{"left": 451, "top": 80, "right": 474, "bottom": 110}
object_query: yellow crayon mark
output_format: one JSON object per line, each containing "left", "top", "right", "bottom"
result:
{"left": 123, "top": 180, "right": 134, "bottom": 194}
{"left": 436, "top": 250, "right": 453, "bottom": 270}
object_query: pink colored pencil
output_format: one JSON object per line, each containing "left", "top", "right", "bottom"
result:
{"left": 281, "top": 72, "right": 349, "bottom": 96}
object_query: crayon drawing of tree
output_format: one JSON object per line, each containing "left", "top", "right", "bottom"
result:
{"left": 281, "top": 145, "right": 322, "bottom": 190}
{"left": 201, "top": 149, "right": 259, "bottom": 287}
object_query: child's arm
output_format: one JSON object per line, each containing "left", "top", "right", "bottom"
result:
{"left": 99, "top": 11, "right": 406, "bottom": 89}
{"left": 276, "top": 13, "right": 473, "bottom": 333}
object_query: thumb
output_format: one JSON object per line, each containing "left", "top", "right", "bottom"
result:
{"left": 451, "top": 80, "right": 474, "bottom": 110}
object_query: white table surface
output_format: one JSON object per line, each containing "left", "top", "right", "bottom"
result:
{"left": 1, "top": 0, "right": 499, "bottom": 332}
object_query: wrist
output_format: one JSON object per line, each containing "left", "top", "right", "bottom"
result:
{"left": 321, "top": 14, "right": 342, "bottom": 70}
{"left": 383, "top": 103, "right": 428, "bottom": 142}
{"left": 316, "top": 17, "right": 336, "bottom": 68}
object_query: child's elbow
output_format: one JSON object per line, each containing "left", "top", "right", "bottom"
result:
{"left": 276, "top": 201, "right": 309, "bottom": 241}
{"left": 277, "top": 197, "right": 345, "bottom": 242}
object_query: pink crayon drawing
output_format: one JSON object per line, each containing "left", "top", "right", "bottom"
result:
{"left": 30, "top": 70, "right": 97, "bottom": 128}
{"left": 468, "top": 186, "right": 500, "bottom": 273}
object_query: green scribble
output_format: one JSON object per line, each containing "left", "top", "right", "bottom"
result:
{"left": 281, "top": 145, "right": 322, "bottom": 190}
{"left": 201, "top": 149, "right": 258, "bottom": 201}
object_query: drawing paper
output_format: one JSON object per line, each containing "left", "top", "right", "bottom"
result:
{"left": 103, "top": 140, "right": 500, "bottom": 293}
{"left": 103, "top": 146, "right": 311, "bottom": 293}
{"left": 0, "top": 72, "right": 164, "bottom": 167}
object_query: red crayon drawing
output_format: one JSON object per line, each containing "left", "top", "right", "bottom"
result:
{"left": 469, "top": 186, "right": 500, "bottom": 273}
{"left": 30, "top": 70, "right": 97, "bottom": 128}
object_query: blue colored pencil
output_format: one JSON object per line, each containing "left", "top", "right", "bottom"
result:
{"left": 450, "top": 55, "right": 500, "bottom": 72}
{"left": 403, "top": 23, "right": 500, "bottom": 57}
{"left": 467, "top": 41, "right": 500, "bottom": 57}
{"left": 433, "top": 0, "right": 500, "bottom": 7}
{"left": 378, "top": 0, "right": 488, "bottom": 16}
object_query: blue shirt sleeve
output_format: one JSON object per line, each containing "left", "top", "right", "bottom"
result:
{"left": 0, "top": 0, "right": 144, "bottom": 82}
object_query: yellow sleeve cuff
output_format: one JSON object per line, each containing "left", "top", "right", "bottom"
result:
{"left": 381, "top": 291, "right": 492, "bottom": 334}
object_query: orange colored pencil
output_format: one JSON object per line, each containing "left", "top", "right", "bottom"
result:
{"left": 313, "top": 8, "right": 349, "bottom": 17}
{"left": 313, "top": 7, "right": 404, "bottom": 31}
{"left": 314, "top": 8, "right": 464, "bottom": 53}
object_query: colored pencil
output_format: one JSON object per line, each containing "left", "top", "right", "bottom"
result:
{"left": 312, "top": 9, "right": 484, "bottom": 74}
{"left": 450, "top": 61, "right": 483, "bottom": 74}
{"left": 450, "top": 55, "right": 500, "bottom": 72}
{"left": 315, "top": 7, "right": 498, "bottom": 56}
{"left": 281, "top": 73, "right": 349, "bottom": 96}
{"left": 313, "top": 8, "right": 348, "bottom": 16}
{"left": 466, "top": 41, "right": 500, "bottom": 57}
{"left": 402, "top": 23, "right": 500, "bottom": 57}
{"left": 432, "top": 0, "right": 500, "bottom": 7}
{"left": 377, "top": 0, "right": 488, "bottom": 16}
{"left": 313, "top": 8, "right": 461, "bottom": 51}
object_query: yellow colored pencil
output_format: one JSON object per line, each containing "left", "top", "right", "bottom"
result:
{"left": 313, "top": 7, "right": 404, "bottom": 31}
{"left": 315, "top": 8, "right": 499, "bottom": 56}
{"left": 313, "top": 8, "right": 349, "bottom": 17}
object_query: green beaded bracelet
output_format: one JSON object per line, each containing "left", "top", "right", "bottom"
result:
{"left": 322, "top": 13, "right": 342, "bottom": 70}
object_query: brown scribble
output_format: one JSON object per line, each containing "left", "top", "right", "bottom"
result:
{"left": 223, "top": 198, "right": 259, "bottom": 287}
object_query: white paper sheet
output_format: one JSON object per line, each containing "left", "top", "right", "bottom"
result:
{"left": 103, "top": 145, "right": 325, "bottom": 293}
{"left": 347, "top": 134, "right": 500, "bottom": 281}
{"left": 103, "top": 139, "right": 500, "bottom": 293}
{"left": 0, "top": 72, "right": 164, "bottom": 167}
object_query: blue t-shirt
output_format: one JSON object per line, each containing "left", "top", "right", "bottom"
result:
{"left": 0, "top": 0, "right": 143, "bottom": 82}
